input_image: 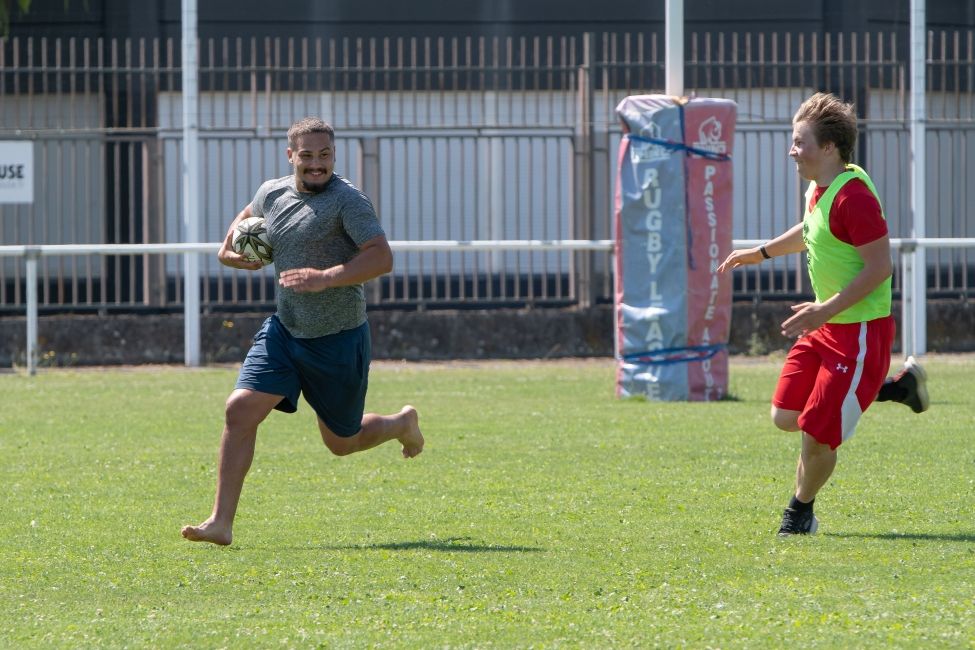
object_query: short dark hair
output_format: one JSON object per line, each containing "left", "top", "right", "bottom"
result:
{"left": 287, "top": 117, "right": 335, "bottom": 148}
{"left": 793, "top": 92, "right": 858, "bottom": 163}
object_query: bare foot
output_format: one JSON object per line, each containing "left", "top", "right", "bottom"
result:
{"left": 398, "top": 405, "right": 424, "bottom": 459}
{"left": 181, "top": 519, "right": 232, "bottom": 546}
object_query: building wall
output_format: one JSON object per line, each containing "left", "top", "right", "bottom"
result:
{"left": 9, "top": 0, "right": 975, "bottom": 41}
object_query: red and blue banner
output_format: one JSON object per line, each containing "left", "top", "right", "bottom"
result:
{"left": 614, "top": 95, "right": 736, "bottom": 401}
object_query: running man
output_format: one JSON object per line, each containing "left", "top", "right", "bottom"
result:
{"left": 182, "top": 117, "right": 424, "bottom": 546}
{"left": 718, "top": 92, "right": 928, "bottom": 536}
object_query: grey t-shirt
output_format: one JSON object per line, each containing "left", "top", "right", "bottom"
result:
{"left": 250, "top": 173, "right": 385, "bottom": 339}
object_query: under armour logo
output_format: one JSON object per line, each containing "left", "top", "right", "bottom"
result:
{"left": 836, "top": 363, "right": 848, "bottom": 373}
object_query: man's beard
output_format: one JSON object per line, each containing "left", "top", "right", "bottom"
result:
{"left": 299, "top": 174, "right": 329, "bottom": 193}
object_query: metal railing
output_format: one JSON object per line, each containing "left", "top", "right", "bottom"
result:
{"left": 4, "top": 237, "right": 975, "bottom": 374}
{"left": 2, "top": 30, "right": 973, "bottom": 312}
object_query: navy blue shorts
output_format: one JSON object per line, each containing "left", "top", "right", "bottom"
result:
{"left": 236, "top": 315, "right": 371, "bottom": 437}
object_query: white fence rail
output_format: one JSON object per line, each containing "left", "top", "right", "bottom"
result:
{"left": 2, "top": 238, "right": 974, "bottom": 375}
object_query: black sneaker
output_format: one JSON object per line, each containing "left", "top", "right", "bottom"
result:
{"left": 777, "top": 507, "right": 819, "bottom": 536}
{"left": 894, "top": 355, "right": 930, "bottom": 414}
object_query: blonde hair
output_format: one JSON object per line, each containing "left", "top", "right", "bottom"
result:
{"left": 793, "top": 92, "right": 858, "bottom": 163}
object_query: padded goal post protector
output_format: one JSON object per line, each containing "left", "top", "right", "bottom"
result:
{"left": 614, "top": 95, "right": 737, "bottom": 401}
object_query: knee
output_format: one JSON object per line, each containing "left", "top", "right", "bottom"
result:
{"left": 318, "top": 418, "right": 362, "bottom": 456}
{"left": 224, "top": 392, "right": 262, "bottom": 432}
{"left": 802, "top": 433, "right": 836, "bottom": 459}
{"left": 771, "top": 406, "right": 801, "bottom": 432}
{"left": 322, "top": 436, "right": 358, "bottom": 457}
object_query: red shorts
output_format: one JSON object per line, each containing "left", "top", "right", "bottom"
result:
{"left": 772, "top": 315, "right": 895, "bottom": 449}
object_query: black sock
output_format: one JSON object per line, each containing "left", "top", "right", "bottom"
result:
{"left": 876, "top": 378, "right": 903, "bottom": 402}
{"left": 789, "top": 495, "right": 814, "bottom": 512}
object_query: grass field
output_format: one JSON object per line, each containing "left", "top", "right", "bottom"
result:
{"left": 1, "top": 356, "right": 973, "bottom": 648}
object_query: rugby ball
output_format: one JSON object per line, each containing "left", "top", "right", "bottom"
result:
{"left": 232, "top": 216, "right": 273, "bottom": 264}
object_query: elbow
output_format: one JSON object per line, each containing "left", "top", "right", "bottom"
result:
{"left": 363, "top": 237, "right": 393, "bottom": 276}
{"left": 380, "top": 250, "right": 394, "bottom": 275}
{"left": 869, "top": 255, "right": 892, "bottom": 283}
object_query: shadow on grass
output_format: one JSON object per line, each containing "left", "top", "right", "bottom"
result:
{"left": 825, "top": 531, "right": 975, "bottom": 542}
{"left": 350, "top": 536, "right": 544, "bottom": 553}
{"left": 620, "top": 393, "right": 744, "bottom": 403}
{"left": 249, "top": 536, "right": 545, "bottom": 553}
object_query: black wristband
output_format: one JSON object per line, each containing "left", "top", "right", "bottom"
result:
{"left": 759, "top": 245, "right": 771, "bottom": 260}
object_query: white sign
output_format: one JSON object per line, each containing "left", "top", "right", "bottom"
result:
{"left": 0, "top": 141, "right": 34, "bottom": 204}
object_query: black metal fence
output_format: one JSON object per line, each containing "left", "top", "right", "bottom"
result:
{"left": 1, "top": 30, "right": 972, "bottom": 312}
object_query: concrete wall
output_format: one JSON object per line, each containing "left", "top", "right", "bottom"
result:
{"left": 1, "top": 300, "right": 972, "bottom": 369}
